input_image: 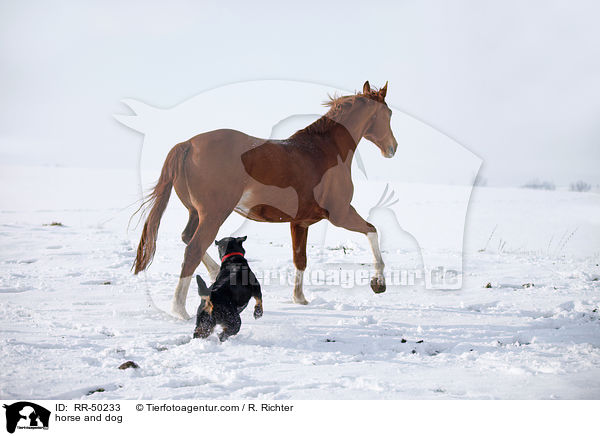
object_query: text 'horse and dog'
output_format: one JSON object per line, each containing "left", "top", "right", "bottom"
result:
{"left": 133, "top": 81, "right": 397, "bottom": 320}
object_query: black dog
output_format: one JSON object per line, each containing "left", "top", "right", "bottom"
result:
{"left": 194, "top": 236, "right": 262, "bottom": 341}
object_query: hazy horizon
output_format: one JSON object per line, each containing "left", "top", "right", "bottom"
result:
{"left": 1, "top": 0, "right": 599, "bottom": 187}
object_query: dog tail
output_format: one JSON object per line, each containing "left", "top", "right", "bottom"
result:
{"left": 196, "top": 275, "right": 212, "bottom": 296}
{"left": 132, "top": 141, "right": 191, "bottom": 274}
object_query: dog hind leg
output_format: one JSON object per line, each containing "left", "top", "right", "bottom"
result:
{"left": 217, "top": 306, "right": 241, "bottom": 342}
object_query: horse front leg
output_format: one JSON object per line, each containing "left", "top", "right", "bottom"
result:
{"left": 290, "top": 222, "right": 309, "bottom": 304}
{"left": 366, "top": 231, "right": 386, "bottom": 293}
{"left": 328, "top": 206, "right": 386, "bottom": 294}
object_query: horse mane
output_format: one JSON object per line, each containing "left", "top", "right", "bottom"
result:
{"left": 291, "top": 87, "right": 385, "bottom": 137}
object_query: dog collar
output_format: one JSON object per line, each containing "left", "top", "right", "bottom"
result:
{"left": 221, "top": 252, "right": 244, "bottom": 262}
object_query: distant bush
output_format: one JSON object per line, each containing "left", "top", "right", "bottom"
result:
{"left": 569, "top": 180, "right": 591, "bottom": 192}
{"left": 522, "top": 179, "right": 555, "bottom": 191}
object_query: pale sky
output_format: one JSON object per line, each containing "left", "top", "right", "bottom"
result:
{"left": 1, "top": 0, "right": 599, "bottom": 186}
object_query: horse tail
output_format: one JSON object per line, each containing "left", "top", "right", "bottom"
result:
{"left": 133, "top": 141, "right": 191, "bottom": 274}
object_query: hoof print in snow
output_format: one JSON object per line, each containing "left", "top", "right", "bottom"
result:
{"left": 522, "top": 283, "right": 534, "bottom": 288}
{"left": 118, "top": 361, "right": 139, "bottom": 370}
{"left": 484, "top": 282, "right": 492, "bottom": 288}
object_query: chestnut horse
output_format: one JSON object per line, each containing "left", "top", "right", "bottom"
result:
{"left": 133, "top": 81, "right": 397, "bottom": 319}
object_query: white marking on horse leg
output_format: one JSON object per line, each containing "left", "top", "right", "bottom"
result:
{"left": 171, "top": 276, "right": 192, "bottom": 320}
{"left": 367, "top": 231, "right": 386, "bottom": 293}
{"left": 292, "top": 268, "right": 309, "bottom": 305}
{"left": 202, "top": 253, "right": 220, "bottom": 281}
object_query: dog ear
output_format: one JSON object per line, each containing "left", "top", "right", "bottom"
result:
{"left": 214, "top": 240, "right": 218, "bottom": 246}
{"left": 237, "top": 236, "right": 247, "bottom": 242}
{"left": 196, "top": 275, "right": 210, "bottom": 295}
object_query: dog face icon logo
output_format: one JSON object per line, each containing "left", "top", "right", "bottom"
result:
{"left": 3, "top": 402, "right": 50, "bottom": 433}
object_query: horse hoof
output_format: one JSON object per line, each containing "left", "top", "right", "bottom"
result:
{"left": 293, "top": 296, "right": 309, "bottom": 305}
{"left": 370, "top": 276, "right": 386, "bottom": 294}
{"left": 172, "top": 308, "right": 191, "bottom": 320}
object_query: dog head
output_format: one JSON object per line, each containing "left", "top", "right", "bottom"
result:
{"left": 214, "top": 236, "right": 247, "bottom": 260}
{"left": 193, "top": 310, "right": 214, "bottom": 339}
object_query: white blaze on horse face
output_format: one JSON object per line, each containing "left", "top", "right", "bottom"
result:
{"left": 293, "top": 268, "right": 308, "bottom": 305}
{"left": 172, "top": 276, "right": 192, "bottom": 320}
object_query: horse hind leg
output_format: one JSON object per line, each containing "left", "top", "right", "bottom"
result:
{"left": 172, "top": 210, "right": 230, "bottom": 320}
{"left": 181, "top": 210, "right": 198, "bottom": 245}
{"left": 172, "top": 275, "right": 194, "bottom": 320}
{"left": 201, "top": 254, "right": 220, "bottom": 281}
{"left": 182, "top": 210, "right": 219, "bottom": 281}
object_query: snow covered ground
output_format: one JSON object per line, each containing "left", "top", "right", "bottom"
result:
{"left": 1, "top": 164, "right": 600, "bottom": 400}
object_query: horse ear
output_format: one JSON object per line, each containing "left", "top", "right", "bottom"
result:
{"left": 380, "top": 81, "right": 388, "bottom": 98}
{"left": 363, "top": 81, "right": 371, "bottom": 94}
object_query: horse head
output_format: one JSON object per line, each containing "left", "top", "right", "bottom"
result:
{"left": 361, "top": 81, "right": 398, "bottom": 158}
